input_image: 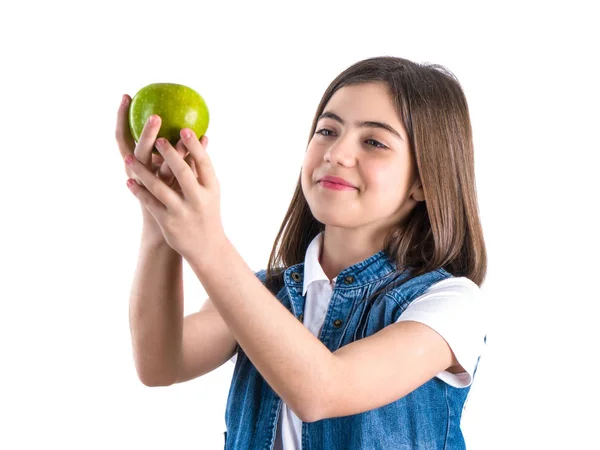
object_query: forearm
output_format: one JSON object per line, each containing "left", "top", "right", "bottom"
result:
{"left": 129, "top": 227, "right": 184, "bottom": 386}
{"left": 188, "top": 237, "right": 334, "bottom": 420}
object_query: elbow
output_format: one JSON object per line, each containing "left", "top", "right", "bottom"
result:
{"left": 296, "top": 357, "right": 336, "bottom": 423}
{"left": 139, "top": 375, "right": 175, "bottom": 387}
{"left": 294, "top": 397, "right": 324, "bottom": 424}
{"left": 133, "top": 355, "right": 179, "bottom": 387}
{"left": 297, "top": 407, "right": 321, "bottom": 424}
{"left": 140, "top": 377, "right": 175, "bottom": 387}
{"left": 137, "top": 369, "right": 176, "bottom": 387}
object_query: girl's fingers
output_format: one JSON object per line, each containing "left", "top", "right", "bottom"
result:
{"left": 126, "top": 153, "right": 181, "bottom": 210}
{"left": 187, "top": 154, "right": 198, "bottom": 177}
{"left": 180, "top": 131, "right": 215, "bottom": 189}
{"left": 127, "top": 178, "right": 167, "bottom": 221}
{"left": 158, "top": 138, "right": 187, "bottom": 181}
{"left": 152, "top": 153, "right": 164, "bottom": 167}
{"left": 116, "top": 94, "right": 161, "bottom": 173}
{"left": 133, "top": 115, "right": 162, "bottom": 167}
{"left": 130, "top": 161, "right": 162, "bottom": 188}
{"left": 154, "top": 139, "right": 198, "bottom": 194}
{"left": 116, "top": 95, "right": 135, "bottom": 159}
{"left": 165, "top": 154, "right": 196, "bottom": 194}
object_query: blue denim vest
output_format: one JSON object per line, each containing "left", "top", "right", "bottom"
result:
{"left": 224, "top": 250, "right": 475, "bottom": 449}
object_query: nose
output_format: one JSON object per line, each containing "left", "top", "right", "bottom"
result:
{"left": 323, "top": 133, "right": 357, "bottom": 167}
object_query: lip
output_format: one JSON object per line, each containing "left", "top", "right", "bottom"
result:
{"left": 320, "top": 181, "right": 356, "bottom": 191}
{"left": 318, "top": 175, "right": 357, "bottom": 188}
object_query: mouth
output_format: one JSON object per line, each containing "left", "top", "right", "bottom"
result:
{"left": 318, "top": 180, "right": 357, "bottom": 191}
{"left": 318, "top": 176, "right": 357, "bottom": 188}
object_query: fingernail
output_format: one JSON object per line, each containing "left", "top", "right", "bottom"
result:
{"left": 149, "top": 115, "right": 158, "bottom": 125}
{"left": 122, "top": 95, "right": 129, "bottom": 106}
{"left": 182, "top": 129, "right": 191, "bottom": 139}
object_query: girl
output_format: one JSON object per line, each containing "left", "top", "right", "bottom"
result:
{"left": 118, "top": 56, "right": 487, "bottom": 449}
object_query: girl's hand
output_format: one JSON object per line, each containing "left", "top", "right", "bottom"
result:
{"left": 116, "top": 94, "right": 203, "bottom": 207}
{"left": 124, "top": 128, "right": 223, "bottom": 262}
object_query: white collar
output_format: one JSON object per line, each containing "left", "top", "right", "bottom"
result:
{"left": 302, "top": 231, "right": 336, "bottom": 295}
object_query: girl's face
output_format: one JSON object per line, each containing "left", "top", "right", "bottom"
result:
{"left": 301, "top": 82, "right": 424, "bottom": 236}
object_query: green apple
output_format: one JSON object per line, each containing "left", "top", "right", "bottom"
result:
{"left": 128, "top": 83, "right": 209, "bottom": 154}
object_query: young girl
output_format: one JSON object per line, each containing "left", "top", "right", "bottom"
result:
{"left": 118, "top": 56, "right": 487, "bottom": 449}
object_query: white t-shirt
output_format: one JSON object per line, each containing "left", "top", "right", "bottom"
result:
{"left": 230, "top": 232, "right": 486, "bottom": 450}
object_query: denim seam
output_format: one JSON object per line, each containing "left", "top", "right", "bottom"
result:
{"left": 387, "top": 270, "right": 453, "bottom": 309}
{"left": 386, "top": 291, "right": 411, "bottom": 313}
{"left": 338, "top": 292, "right": 367, "bottom": 345}
{"left": 265, "top": 399, "right": 282, "bottom": 450}
{"left": 350, "top": 274, "right": 400, "bottom": 340}
{"left": 443, "top": 382, "right": 450, "bottom": 450}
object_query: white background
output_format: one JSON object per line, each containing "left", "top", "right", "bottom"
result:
{"left": 1, "top": 1, "right": 598, "bottom": 449}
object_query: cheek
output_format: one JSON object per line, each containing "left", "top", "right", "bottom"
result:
{"left": 300, "top": 158, "right": 313, "bottom": 190}
{"left": 304, "top": 141, "right": 319, "bottom": 160}
{"left": 301, "top": 147, "right": 319, "bottom": 175}
{"left": 364, "top": 164, "right": 389, "bottom": 187}
{"left": 366, "top": 164, "right": 409, "bottom": 198}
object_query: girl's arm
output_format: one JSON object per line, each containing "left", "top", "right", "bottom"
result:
{"left": 129, "top": 232, "right": 184, "bottom": 386}
{"left": 130, "top": 232, "right": 239, "bottom": 387}
{"left": 188, "top": 238, "right": 459, "bottom": 423}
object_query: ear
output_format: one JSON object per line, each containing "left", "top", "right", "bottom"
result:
{"left": 411, "top": 179, "right": 425, "bottom": 202}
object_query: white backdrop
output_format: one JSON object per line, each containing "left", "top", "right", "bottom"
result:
{"left": 1, "top": 1, "right": 598, "bottom": 449}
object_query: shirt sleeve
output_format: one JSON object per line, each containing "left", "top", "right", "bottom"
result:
{"left": 395, "top": 276, "right": 487, "bottom": 388}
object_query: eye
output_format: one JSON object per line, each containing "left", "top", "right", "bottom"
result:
{"left": 315, "top": 129, "right": 388, "bottom": 150}
{"left": 365, "top": 138, "right": 387, "bottom": 150}
{"left": 315, "top": 128, "right": 336, "bottom": 137}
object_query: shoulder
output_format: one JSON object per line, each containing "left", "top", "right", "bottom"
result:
{"left": 422, "top": 275, "right": 481, "bottom": 297}
{"left": 399, "top": 276, "right": 484, "bottom": 319}
{"left": 387, "top": 268, "right": 459, "bottom": 304}
{"left": 397, "top": 276, "right": 487, "bottom": 387}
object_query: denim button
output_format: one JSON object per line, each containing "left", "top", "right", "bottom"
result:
{"left": 333, "top": 319, "right": 343, "bottom": 328}
{"left": 291, "top": 272, "right": 302, "bottom": 282}
{"left": 344, "top": 275, "right": 354, "bottom": 284}
{"left": 299, "top": 313, "right": 304, "bottom": 322}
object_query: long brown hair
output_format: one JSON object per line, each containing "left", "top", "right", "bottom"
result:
{"left": 264, "top": 56, "right": 487, "bottom": 295}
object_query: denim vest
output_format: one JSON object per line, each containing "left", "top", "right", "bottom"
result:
{"left": 224, "top": 250, "right": 474, "bottom": 449}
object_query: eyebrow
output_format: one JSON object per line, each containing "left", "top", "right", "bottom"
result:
{"left": 317, "top": 111, "right": 404, "bottom": 141}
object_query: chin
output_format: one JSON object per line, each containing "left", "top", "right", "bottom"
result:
{"left": 309, "top": 207, "right": 359, "bottom": 228}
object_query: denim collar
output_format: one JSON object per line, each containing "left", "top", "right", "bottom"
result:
{"left": 283, "top": 232, "right": 398, "bottom": 292}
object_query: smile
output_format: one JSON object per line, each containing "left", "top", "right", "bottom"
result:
{"left": 319, "top": 181, "right": 357, "bottom": 191}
